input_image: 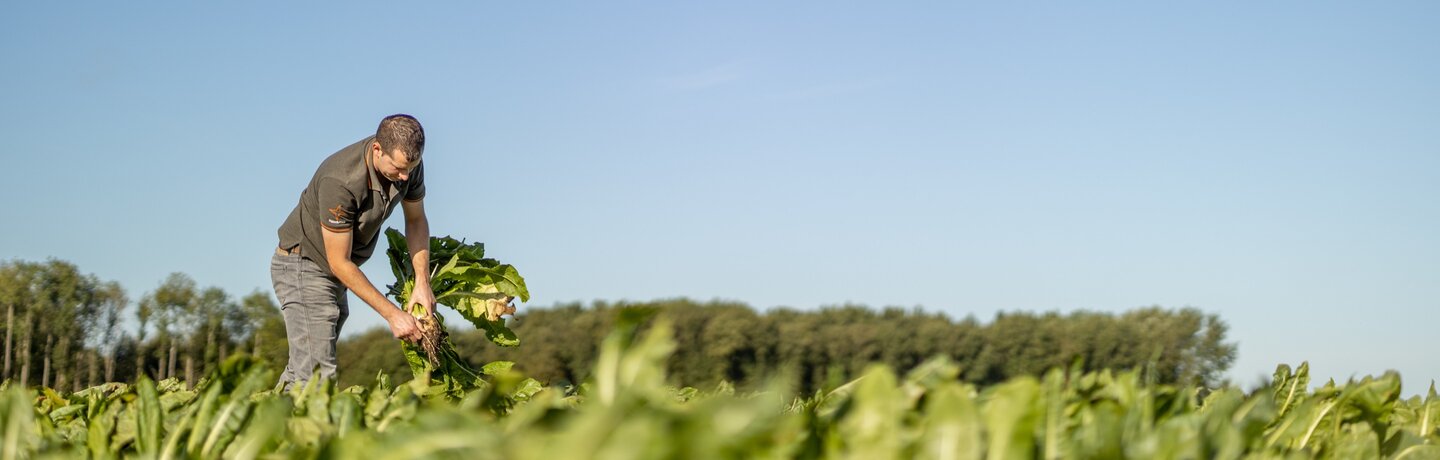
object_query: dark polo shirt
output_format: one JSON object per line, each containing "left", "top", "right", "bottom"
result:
{"left": 277, "top": 135, "right": 425, "bottom": 277}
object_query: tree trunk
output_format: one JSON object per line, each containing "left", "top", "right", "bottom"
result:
{"left": 207, "top": 327, "right": 217, "bottom": 363}
{"left": 161, "top": 338, "right": 171, "bottom": 380}
{"left": 41, "top": 333, "right": 53, "bottom": 389}
{"left": 106, "top": 354, "right": 115, "bottom": 383}
{"left": 156, "top": 339, "right": 166, "bottom": 380}
{"left": 135, "top": 343, "right": 146, "bottom": 380}
{"left": 19, "top": 311, "right": 32, "bottom": 386}
{"left": 184, "top": 355, "right": 194, "bottom": 388}
{"left": 18, "top": 348, "right": 27, "bottom": 385}
{"left": 4, "top": 302, "right": 12, "bottom": 379}
{"left": 88, "top": 351, "right": 99, "bottom": 387}
{"left": 219, "top": 343, "right": 228, "bottom": 363}
{"left": 167, "top": 340, "right": 177, "bottom": 380}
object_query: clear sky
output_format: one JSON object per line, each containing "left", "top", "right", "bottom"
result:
{"left": 3, "top": 2, "right": 1436, "bottom": 393}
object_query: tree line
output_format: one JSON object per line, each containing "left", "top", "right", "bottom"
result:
{"left": 1, "top": 259, "right": 1237, "bottom": 394}
{"left": 338, "top": 298, "right": 1237, "bottom": 392}
{"left": 0, "top": 259, "right": 287, "bottom": 391}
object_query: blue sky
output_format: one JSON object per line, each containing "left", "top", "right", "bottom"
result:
{"left": 3, "top": 2, "right": 1436, "bottom": 393}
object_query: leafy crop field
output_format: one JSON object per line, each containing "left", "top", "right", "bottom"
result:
{"left": 3, "top": 234, "right": 1434, "bottom": 459}
{"left": 2, "top": 328, "right": 1437, "bottom": 459}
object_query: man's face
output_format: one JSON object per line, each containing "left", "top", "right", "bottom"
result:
{"left": 373, "top": 146, "right": 419, "bottom": 182}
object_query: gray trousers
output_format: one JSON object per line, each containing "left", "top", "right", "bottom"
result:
{"left": 270, "top": 252, "right": 349, "bottom": 385}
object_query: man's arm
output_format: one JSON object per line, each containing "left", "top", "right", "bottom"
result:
{"left": 402, "top": 198, "right": 436, "bottom": 316}
{"left": 321, "top": 227, "right": 421, "bottom": 341}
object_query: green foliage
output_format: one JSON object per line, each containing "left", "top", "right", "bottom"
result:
{"left": 336, "top": 299, "right": 1240, "bottom": 393}
{"left": 238, "top": 290, "right": 287, "bottom": 371}
{"left": 3, "top": 321, "right": 1438, "bottom": 460}
{"left": 1, "top": 259, "right": 130, "bottom": 391}
{"left": 15, "top": 255, "right": 1401, "bottom": 458}
{"left": 383, "top": 228, "right": 531, "bottom": 395}
{"left": 5, "top": 254, "right": 1238, "bottom": 401}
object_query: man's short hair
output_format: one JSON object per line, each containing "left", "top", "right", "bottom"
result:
{"left": 376, "top": 114, "right": 425, "bottom": 161}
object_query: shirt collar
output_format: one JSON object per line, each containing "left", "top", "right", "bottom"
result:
{"left": 362, "top": 136, "right": 384, "bottom": 192}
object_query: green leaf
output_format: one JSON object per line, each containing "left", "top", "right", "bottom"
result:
{"left": 476, "top": 317, "right": 520, "bottom": 347}
{"left": 196, "top": 367, "right": 272, "bottom": 458}
{"left": 46, "top": 403, "right": 84, "bottom": 423}
{"left": 459, "top": 241, "right": 486, "bottom": 262}
{"left": 920, "top": 383, "right": 984, "bottom": 460}
{"left": 224, "top": 398, "right": 290, "bottom": 459}
{"left": 3, "top": 386, "right": 39, "bottom": 459}
{"left": 159, "top": 402, "right": 201, "bottom": 460}
{"left": 182, "top": 382, "right": 225, "bottom": 456}
{"left": 402, "top": 340, "right": 431, "bottom": 377}
{"left": 385, "top": 228, "right": 411, "bottom": 284}
{"left": 481, "top": 361, "right": 515, "bottom": 376}
{"left": 431, "top": 254, "right": 461, "bottom": 287}
{"left": 512, "top": 379, "right": 544, "bottom": 401}
{"left": 133, "top": 377, "right": 163, "bottom": 455}
{"left": 330, "top": 394, "right": 363, "bottom": 438}
{"left": 84, "top": 396, "right": 120, "bottom": 458}
{"left": 1273, "top": 362, "right": 1309, "bottom": 418}
{"left": 983, "top": 377, "right": 1041, "bottom": 460}
{"left": 447, "top": 264, "right": 529, "bottom": 302}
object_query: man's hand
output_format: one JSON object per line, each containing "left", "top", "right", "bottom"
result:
{"left": 322, "top": 226, "right": 426, "bottom": 343}
{"left": 408, "top": 284, "right": 437, "bottom": 318}
{"left": 386, "top": 311, "right": 423, "bottom": 342}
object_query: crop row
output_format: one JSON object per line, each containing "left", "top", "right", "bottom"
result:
{"left": 3, "top": 319, "right": 1437, "bottom": 460}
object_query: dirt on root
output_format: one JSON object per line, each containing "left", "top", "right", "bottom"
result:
{"left": 416, "top": 313, "right": 444, "bottom": 367}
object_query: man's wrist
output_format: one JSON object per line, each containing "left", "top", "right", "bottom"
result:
{"left": 381, "top": 307, "right": 404, "bottom": 321}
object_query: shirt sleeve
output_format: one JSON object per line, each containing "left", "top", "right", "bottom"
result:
{"left": 403, "top": 161, "right": 426, "bottom": 202}
{"left": 317, "top": 178, "right": 357, "bottom": 232}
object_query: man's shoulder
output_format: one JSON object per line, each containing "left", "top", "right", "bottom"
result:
{"left": 314, "top": 136, "right": 374, "bottom": 190}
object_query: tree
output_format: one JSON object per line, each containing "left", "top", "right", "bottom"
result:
{"left": 239, "top": 290, "right": 287, "bottom": 370}
{"left": 352, "top": 299, "right": 1240, "bottom": 392}
{"left": 93, "top": 281, "right": 128, "bottom": 383}
{"left": 184, "top": 287, "right": 235, "bottom": 386}
{"left": 31, "top": 260, "right": 106, "bottom": 391}
{"left": 139, "top": 273, "right": 197, "bottom": 381}
{"left": 0, "top": 260, "right": 108, "bottom": 390}
{"left": 0, "top": 261, "right": 39, "bottom": 382}
{"left": 135, "top": 290, "right": 153, "bottom": 380}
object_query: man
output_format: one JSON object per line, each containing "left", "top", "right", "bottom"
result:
{"left": 272, "top": 114, "right": 436, "bottom": 384}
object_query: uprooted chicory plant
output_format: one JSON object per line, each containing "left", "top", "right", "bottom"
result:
{"left": 383, "top": 228, "right": 531, "bottom": 396}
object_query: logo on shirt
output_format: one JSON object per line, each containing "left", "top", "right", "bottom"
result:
{"left": 328, "top": 205, "right": 350, "bottom": 224}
